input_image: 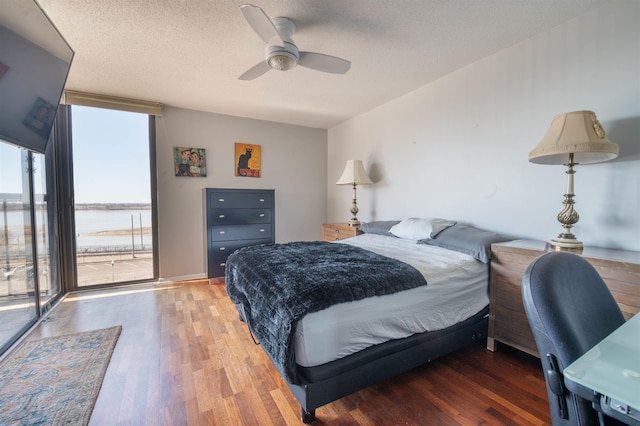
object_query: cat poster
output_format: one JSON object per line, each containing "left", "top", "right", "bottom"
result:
{"left": 174, "top": 147, "right": 207, "bottom": 177}
{"left": 235, "top": 143, "right": 261, "bottom": 177}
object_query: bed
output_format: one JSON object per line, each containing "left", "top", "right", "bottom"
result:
{"left": 225, "top": 219, "right": 509, "bottom": 423}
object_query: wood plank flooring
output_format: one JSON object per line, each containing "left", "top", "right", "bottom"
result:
{"left": 18, "top": 280, "right": 551, "bottom": 425}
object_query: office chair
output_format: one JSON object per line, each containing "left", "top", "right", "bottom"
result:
{"left": 522, "top": 251, "right": 627, "bottom": 426}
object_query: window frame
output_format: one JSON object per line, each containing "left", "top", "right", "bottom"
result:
{"left": 55, "top": 102, "right": 159, "bottom": 291}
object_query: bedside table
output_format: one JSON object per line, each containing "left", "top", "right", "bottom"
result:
{"left": 322, "top": 223, "right": 363, "bottom": 241}
{"left": 487, "top": 240, "right": 640, "bottom": 358}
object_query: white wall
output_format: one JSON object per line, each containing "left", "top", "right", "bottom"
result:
{"left": 156, "top": 107, "right": 327, "bottom": 280}
{"left": 328, "top": 2, "right": 640, "bottom": 252}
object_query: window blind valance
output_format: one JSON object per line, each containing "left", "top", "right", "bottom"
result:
{"left": 61, "top": 91, "right": 163, "bottom": 116}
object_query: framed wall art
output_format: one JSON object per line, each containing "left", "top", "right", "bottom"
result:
{"left": 174, "top": 147, "right": 207, "bottom": 177}
{"left": 22, "top": 97, "right": 56, "bottom": 138}
{"left": 235, "top": 143, "right": 261, "bottom": 177}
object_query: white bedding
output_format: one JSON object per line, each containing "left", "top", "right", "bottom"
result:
{"left": 293, "top": 233, "right": 489, "bottom": 367}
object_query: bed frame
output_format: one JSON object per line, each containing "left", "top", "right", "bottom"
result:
{"left": 226, "top": 233, "right": 494, "bottom": 423}
{"left": 280, "top": 307, "right": 489, "bottom": 423}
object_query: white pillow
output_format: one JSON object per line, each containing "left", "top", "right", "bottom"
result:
{"left": 389, "top": 217, "right": 456, "bottom": 240}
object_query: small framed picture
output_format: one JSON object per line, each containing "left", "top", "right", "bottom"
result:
{"left": 174, "top": 147, "right": 207, "bottom": 177}
{"left": 235, "top": 143, "right": 261, "bottom": 177}
{"left": 22, "top": 97, "right": 56, "bottom": 138}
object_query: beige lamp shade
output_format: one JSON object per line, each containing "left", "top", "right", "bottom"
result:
{"left": 336, "top": 160, "right": 373, "bottom": 185}
{"left": 529, "top": 111, "right": 619, "bottom": 165}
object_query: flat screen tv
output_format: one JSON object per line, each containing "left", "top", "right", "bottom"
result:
{"left": 0, "top": 0, "right": 74, "bottom": 153}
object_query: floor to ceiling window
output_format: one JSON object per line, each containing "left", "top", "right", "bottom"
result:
{"left": 32, "top": 151, "right": 57, "bottom": 308}
{"left": 69, "top": 105, "right": 156, "bottom": 287}
{"left": 0, "top": 97, "right": 159, "bottom": 355}
{"left": 0, "top": 143, "right": 56, "bottom": 353}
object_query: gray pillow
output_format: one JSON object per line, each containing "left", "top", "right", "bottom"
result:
{"left": 419, "top": 224, "right": 510, "bottom": 263}
{"left": 358, "top": 220, "right": 400, "bottom": 236}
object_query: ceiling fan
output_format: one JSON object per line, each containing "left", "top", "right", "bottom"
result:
{"left": 238, "top": 4, "right": 351, "bottom": 80}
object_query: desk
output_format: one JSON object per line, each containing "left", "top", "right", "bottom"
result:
{"left": 564, "top": 314, "right": 640, "bottom": 423}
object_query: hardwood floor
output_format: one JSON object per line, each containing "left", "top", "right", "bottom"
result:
{"left": 21, "top": 280, "right": 551, "bottom": 425}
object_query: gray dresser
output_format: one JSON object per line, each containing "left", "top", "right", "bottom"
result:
{"left": 205, "top": 188, "right": 275, "bottom": 278}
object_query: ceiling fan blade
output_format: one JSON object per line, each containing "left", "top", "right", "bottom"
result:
{"left": 239, "top": 61, "right": 271, "bottom": 80}
{"left": 240, "top": 4, "right": 283, "bottom": 45}
{"left": 298, "top": 52, "right": 351, "bottom": 74}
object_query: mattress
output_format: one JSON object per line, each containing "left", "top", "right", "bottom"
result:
{"left": 293, "top": 233, "right": 489, "bottom": 367}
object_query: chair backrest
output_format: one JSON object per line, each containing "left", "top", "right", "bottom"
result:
{"left": 522, "top": 251, "right": 625, "bottom": 426}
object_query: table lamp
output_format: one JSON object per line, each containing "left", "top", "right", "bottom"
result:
{"left": 529, "top": 111, "right": 619, "bottom": 249}
{"left": 336, "top": 160, "right": 373, "bottom": 226}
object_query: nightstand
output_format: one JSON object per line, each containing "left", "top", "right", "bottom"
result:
{"left": 487, "top": 239, "right": 640, "bottom": 358}
{"left": 322, "top": 223, "right": 363, "bottom": 242}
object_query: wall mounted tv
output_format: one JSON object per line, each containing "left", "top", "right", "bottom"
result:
{"left": 0, "top": 0, "right": 74, "bottom": 153}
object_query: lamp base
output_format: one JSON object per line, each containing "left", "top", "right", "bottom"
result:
{"left": 550, "top": 236, "right": 583, "bottom": 250}
{"left": 347, "top": 219, "right": 361, "bottom": 227}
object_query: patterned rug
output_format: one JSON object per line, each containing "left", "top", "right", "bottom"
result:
{"left": 0, "top": 326, "right": 122, "bottom": 425}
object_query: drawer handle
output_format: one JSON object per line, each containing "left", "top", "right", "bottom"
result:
{"left": 260, "top": 229, "right": 265, "bottom": 232}
{"left": 219, "top": 231, "right": 225, "bottom": 235}
{"left": 220, "top": 263, "right": 225, "bottom": 267}
{"left": 259, "top": 198, "right": 265, "bottom": 202}
{"left": 218, "top": 198, "right": 225, "bottom": 202}
{"left": 219, "top": 247, "right": 226, "bottom": 251}
{"left": 335, "top": 229, "right": 340, "bottom": 233}
{"left": 219, "top": 214, "right": 225, "bottom": 218}
{"left": 259, "top": 213, "right": 265, "bottom": 217}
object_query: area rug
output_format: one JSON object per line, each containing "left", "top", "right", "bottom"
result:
{"left": 0, "top": 326, "right": 122, "bottom": 425}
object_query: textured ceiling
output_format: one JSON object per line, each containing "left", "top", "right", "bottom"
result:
{"left": 36, "top": 0, "right": 610, "bottom": 129}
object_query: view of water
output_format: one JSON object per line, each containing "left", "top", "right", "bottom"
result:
{"left": 2, "top": 209, "right": 152, "bottom": 252}
{"left": 75, "top": 209, "right": 152, "bottom": 251}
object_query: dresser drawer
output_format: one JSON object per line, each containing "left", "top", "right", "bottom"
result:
{"left": 491, "top": 263, "right": 537, "bottom": 355}
{"left": 209, "top": 238, "right": 272, "bottom": 277}
{"left": 322, "top": 223, "right": 362, "bottom": 241}
{"left": 210, "top": 223, "right": 272, "bottom": 242}
{"left": 209, "top": 208, "right": 272, "bottom": 225}
{"left": 208, "top": 191, "right": 273, "bottom": 209}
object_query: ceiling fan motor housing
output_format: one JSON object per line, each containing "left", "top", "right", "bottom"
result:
{"left": 265, "top": 17, "right": 298, "bottom": 71}
{"left": 266, "top": 42, "right": 299, "bottom": 70}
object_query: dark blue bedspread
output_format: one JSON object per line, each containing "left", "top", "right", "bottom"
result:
{"left": 225, "top": 241, "right": 427, "bottom": 384}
